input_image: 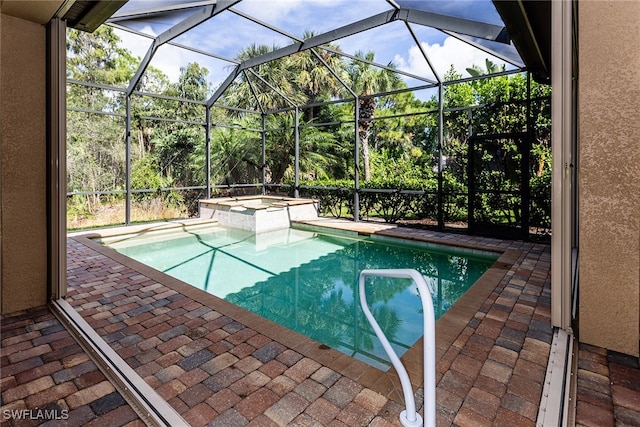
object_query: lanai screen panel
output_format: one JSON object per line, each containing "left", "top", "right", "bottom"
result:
{"left": 232, "top": 0, "right": 394, "bottom": 38}
{"left": 108, "top": 0, "right": 522, "bottom": 105}
{"left": 68, "top": 0, "right": 551, "bottom": 234}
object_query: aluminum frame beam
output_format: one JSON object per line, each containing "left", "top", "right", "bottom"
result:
{"left": 228, "top": 7, "right": 302, "bottom": 42}
{"left": 404, "top": 22, "right": 441, "bottom": 83}
{"left": 442, "top": 31, "right": 525, "bottom": 68}
{"left": 246, "top": 69, "right": 298, "bottom": 108}
{"left": 109, "top": 23, "right": 240, "bottom": 65}
{"left": 108, "top": 1, "right": 217, "bottom": 22}
{"left": 47, "top": 18, "right": 67, "bottom": 301}
{"left": 319, "top": 45, "right": 437, "bottom": 85}
{"left": 207, "top": 7, "right": 509, "bottom": 106}
{"left": 127, "top": 0, "right": 241, "bottom": 95}
{"left": 401, "top": 8, "right": 509, "bottom": 43}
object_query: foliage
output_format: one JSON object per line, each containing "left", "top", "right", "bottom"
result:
{"left": 209, "top": 125, "right": 262, "bottom": 186}
{"left": 222, "top": 44, "right": 306, "bottom": 112}
{"left": 530, "top": 169, "right": 552, "bottom": 232}
{"left": 66, "top": 27, "right": 552, "bottom": 237}
{"left": 297, "top": 179, "right": 354, "bottom": 218}
{"left": 466, "top": 59, "right": 505, "bottom": 78}
{"left": 66, "top": 27, "right": 136, "bottom": 216}
{"left": 67, "top": 26, "right": 138, "bottom": 89}
{"left": 343, "top": 51, "right": 406, "bottom": 182}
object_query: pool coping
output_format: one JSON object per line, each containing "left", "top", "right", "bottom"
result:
{"left": 69, "top": 218, "right": 518, "bottom": 403}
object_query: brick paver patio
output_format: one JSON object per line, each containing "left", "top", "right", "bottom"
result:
{"left": 575, "top": 343, "right": 640, "bottom": 427}
{"left": 1, "top": 307, "right": 144, "bottom": 427}
{"left": 2, "top": 219, "right": 638, "bottom": 426}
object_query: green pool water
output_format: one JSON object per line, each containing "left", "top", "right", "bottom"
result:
{"left": 99, "top": 224, "right": 498, "bottom": 369}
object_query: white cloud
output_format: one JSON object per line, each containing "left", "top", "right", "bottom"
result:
{"left": 394, "top": 36, "right": 508, "bottom": 80}
{"left": 236, "top": 0, "right": 303, "bottom": 22}
{"left": 237, "top": 0, "right": 350, "bottom": 25}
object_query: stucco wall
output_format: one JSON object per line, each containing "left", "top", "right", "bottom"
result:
{"left": 0, "top": 13, "right": 48, "bottom": 313}
{"left": 578, "top": 1, "right": 640, "bottom": 356}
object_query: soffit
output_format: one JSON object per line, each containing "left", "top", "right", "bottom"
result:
{"left": 492, "top": 0, "right": 551, "bottom": 83}
{"left": 0, "top": 0, "right": 64, "bottom": 24}
{"left": 64, "top": 0, "right": 128, "bottom": 32}
{"left": 0, "top": 0, "right": 127, "bottom": 31}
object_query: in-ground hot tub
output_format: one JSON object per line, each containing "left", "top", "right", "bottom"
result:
{"left": 199, "top": 196, "right": 319, "bottom": 232}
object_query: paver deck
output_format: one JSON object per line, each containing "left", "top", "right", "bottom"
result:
{"left": 575, "top": 343, "right": 640, "bottom": 427}
{"left": 2, "top": 219, "right": 638, "bottom": 426}
{"left": 1, "top": 307, "right": 144, "bottom": 427}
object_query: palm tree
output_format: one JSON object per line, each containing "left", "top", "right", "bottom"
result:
{"left": 344, "top": 51, "right": 405, "bottom": 182}
{"left": 465, "top": 58, "right": 505, "bottom": 77}
{"left": 222, "top": 43, "right": 305, "bottom": 112}
{"left": 290, "top": 31, "right": 345, "bottom": 121}
{"left": 221, "top": 40, "right": 352, "bottom": 186}
{"left": 263, "top": 112, "right": 344, "bottom": 184}
{"left": 209, "top": 124, "right": 262, "bottom": 185}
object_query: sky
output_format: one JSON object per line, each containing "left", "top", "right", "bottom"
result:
{"left": 111, "top": 0, "right": 521, "bottom": 95}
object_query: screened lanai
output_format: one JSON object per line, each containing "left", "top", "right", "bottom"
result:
{"left": 67, "top": 0, "right": 551, "bottom": 240}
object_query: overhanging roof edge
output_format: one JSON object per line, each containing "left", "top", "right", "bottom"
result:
{"left": 492, "top": 0, "right": 551, "bottom": 83}
{"left": 63, "top": 0, "right": 128, "bottom": 32}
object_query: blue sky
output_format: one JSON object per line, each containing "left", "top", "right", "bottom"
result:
{"left": 111, "top": 0, "right": 521, "bottom": 94}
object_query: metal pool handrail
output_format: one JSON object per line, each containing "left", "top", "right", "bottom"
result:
{"left": 359, "top": 269, "right": 436, "bottom": 427}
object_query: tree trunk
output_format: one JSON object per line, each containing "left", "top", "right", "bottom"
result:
{"left": 359, "top": 98, "right": 376, "bottom": 182}
{"left": 361, "top": 131, "right": 371, "bottom": 182}
{"left": 537, "top": 153, "right": 546, "bottom": 177}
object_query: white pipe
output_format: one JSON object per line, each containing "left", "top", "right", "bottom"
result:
{"left": 359, "top": 269, "right": 436, "bottom": 427}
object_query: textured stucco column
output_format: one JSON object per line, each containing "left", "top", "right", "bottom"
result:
{"left": 578, "top": 1, "right": 640, "bottom": 356}
{"left": 1, "top": 14, "right": 48, "bottom": 313}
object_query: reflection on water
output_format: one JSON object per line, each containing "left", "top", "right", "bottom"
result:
{"left": 224, "top": 236, "right": 496, "bottom": 370}
{"left": 103, "top": 226, "right": 497, "bottom": 370}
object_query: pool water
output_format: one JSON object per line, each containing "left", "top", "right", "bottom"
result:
{"left": 100, "top": 225, "right": 498, "bottom": 369}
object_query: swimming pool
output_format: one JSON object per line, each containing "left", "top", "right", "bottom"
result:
{"left": 99, "top": 224, "right": 498, "bottom": 369}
